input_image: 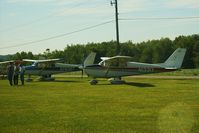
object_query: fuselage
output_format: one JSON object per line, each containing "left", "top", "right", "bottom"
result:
{"left": 24, "top": 63, "right": 80, "bottom": 76}
{"left": 84, "top": 62, "right": 177, "bottom": 78}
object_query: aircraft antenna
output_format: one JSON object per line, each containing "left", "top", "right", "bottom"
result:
{"left": 111, "top": 0, "right": 120, "bottom": 55}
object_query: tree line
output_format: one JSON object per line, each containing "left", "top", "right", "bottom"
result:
{"left": 9, "top": 34, "right": 199, "bottom": 68}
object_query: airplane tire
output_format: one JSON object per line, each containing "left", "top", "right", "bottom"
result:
{"left": 90, "top": 79, "right": 98, "bottom": 85}
{"left": 109, "top": 78, "right": 125, "bottom": 84}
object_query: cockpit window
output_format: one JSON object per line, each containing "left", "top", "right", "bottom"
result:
{"left": 103, "top": 58, "right": 129, "bottom": 68}
{"left": 37, "top": 62, "right": 55, "bottom": 69}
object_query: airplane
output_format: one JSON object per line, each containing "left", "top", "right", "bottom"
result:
{"left": 0, "top": 53, "right": 96, "bottom": 81}
{"left": 22, "top": 58, "right": 81, "bottom": 81}
{"left": 84, "top": 48, "right": 187, "bottom": 85}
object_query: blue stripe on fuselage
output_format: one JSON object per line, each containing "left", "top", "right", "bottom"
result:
{"left": 24, "top": 65, "right": 80, "bottom": 75}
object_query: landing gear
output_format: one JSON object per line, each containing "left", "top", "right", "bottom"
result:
{"left": 88, "top": 77, "right": 125, "bottom": 85}
{"left": 39, "top": 75, "right": 55, "bottom": 81}
{"left": 0, "top": 75, "right": 7, "bottom": 80}
{"left": 89, "top": 79, "right": 98, "bottom": 85}
{"left": 109, "top": 77, "right": 125, "bottom": 84}
{"left": 26, "top": 74, "right": 33, "bottom": 82}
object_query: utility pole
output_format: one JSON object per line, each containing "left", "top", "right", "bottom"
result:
{"left": 111, "top": 0, "right": 120, "bottom": 55}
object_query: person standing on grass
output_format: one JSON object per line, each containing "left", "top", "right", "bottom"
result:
{"left": 19, "top": 63, "right": 25, "bottom": 85}
{"left": 13, "top": 62, "right": 20, "bottom": 86}
{"left": 7, "top": 62, "right": 14, "bottom": 86}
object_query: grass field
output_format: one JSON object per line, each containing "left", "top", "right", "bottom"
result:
{"left": 0, "top": 76, "right": 199, "bottom": 133}
{"left": 150, "top": 69, "right": 199, "bottom": 76}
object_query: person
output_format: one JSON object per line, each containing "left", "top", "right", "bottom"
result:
{"left": 13, "top": 63, "right": 20, "bottom": 85}
{"left": 7, "top": 62, "right": 14, "bottom": 86}
{"left": 19, "top": 64, "right": 25, "bottom": 85}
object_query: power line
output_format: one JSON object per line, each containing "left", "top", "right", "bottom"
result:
{"left": 119, "top": 16, "right": 199, "bottom": 21}
{"left": 0, "top": 20, "right": 114, "bottom": 50}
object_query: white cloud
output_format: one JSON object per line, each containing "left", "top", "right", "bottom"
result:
{"left": 54, "top": 1, "right": 113, "bottom": 16}
{"left": 55, "top": 5, "right": 112, "bottom": 17}
{"left": 7, "top": 0, "right": 93, "bottom": 5}
{"left": 6, "top": 0, "right": 149, "bottom": 16}
{"left": 117, "top": 0, "right": 171, "bottom": 15}
{"left": 55, "top": 0, "right": 150, "bottom": 16}
{"left": 119, "top": 0, "right": 149, "bottom": 13}
{"left": 166, "top": 0, "right": 199, "bottom": 8}
{"left": 8, "top": 12, "right": 16, "bottom": 17}
{"left": 7, "top": 0, "right": 54, "bottom": 3}
{"left": 54, "top": 0, "right": 82, "bottom": 6}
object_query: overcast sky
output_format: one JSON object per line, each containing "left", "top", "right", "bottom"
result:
{"left": 0, "top": 0, "right": 199, "bottom": 55}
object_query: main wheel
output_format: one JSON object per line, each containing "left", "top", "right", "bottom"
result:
{"left": 109, "top": 77, "right": 125, "bottom": 84}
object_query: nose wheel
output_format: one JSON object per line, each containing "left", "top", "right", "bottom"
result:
{"left": 90, "top": 79, "right": 98, "bottom": 85}
{"left": 26, "top": 74, "right": 33, "bottom": 82}
{"left": 39, "top": 75, "right": 55, "bottom": 81}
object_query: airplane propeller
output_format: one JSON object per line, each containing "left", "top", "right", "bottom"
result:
{"left": 78, "top": 65, "right": 84, "bottom": 79}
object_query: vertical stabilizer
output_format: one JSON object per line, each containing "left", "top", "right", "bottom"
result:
{"left": 84, "top": 52, "right": 96, "bottom": 67}
{"left": 163, "top": 48, "right": 186, "bottom": 69}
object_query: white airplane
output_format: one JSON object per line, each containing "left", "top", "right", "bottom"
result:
{"left": 84, "top": 48, "right": 187, "bottom": 84}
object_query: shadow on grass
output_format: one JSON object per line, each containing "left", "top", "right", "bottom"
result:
{"left": 34, "top": 80, "right": 81, "bottom": 83}
{"left": 53, "top": 80, "right": 81, "bottom": 83}
{"left": 96, "top": 81, "right": 155, "bottom": 87}
{"left": 125, "top": 82, "right": 155, "bottom": 87}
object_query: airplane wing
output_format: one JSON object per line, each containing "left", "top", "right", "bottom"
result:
{"left": 23, "top": 58, "right": 62, "bottom": 63}
{"left": 100, "top": 57, "right": 111, "bottom": 61}
{"left": 104, "top": 56, "right": 131, "bottom": 61}
{"left": 22, "top": 59, "right": 37, "bottom": 62}
{"left": 0, "top": 60, "right": 15, "bottom": 64}
{"left": 100, "top": 56, "right": 132, "bottom": 63}
{"left": 99, "top": 56, "right": 132, "bottom": 67}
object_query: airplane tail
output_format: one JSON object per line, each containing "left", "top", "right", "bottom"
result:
{"left": 83, "top": 52, "right": 96, "bottom": 67}
{"left": 162, "top": 48, "right": 186, "bottom": 69}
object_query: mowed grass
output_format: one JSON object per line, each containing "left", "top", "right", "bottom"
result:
{"left": 0, "top": 77, "right": 199, "bottom": 133}
{"left": 150, "top": 69, "right": 199, "bottom": 76}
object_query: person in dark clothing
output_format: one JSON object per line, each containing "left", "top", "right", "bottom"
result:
{"left": 19, "top": 64, "right": 25, "bottom": 85}
{"left": 14, "top": 63, "right": 20, "bottom": 85}
{"left": 7, "top": 62, "right": 14, "bottom": 86}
